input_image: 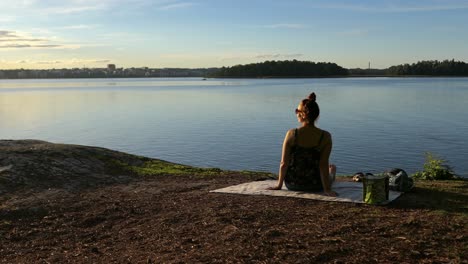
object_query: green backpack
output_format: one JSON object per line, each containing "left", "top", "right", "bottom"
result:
{"left": 362, "top": 175, "right": 389, "bottom": 205}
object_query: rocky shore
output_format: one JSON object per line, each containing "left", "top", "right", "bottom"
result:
{"left": 0, "top": 140, "right": 466, "bottom": 263}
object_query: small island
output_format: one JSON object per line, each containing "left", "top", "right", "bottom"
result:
{"left": 208, "top": 60, "right": 349, "bottom": 78}
{"left": 210, "top": 59, "right": 468, "bottom": 78}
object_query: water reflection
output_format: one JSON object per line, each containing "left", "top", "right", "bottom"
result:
{"left": 1, "top": 77, "right": 467, "bottom": 177}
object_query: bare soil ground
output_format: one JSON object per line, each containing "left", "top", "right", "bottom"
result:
{"left": 0, "top": 140, "right": 466, "bottom": 263}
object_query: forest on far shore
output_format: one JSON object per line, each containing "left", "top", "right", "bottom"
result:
{"left": 209, "top": 59, "right": 468, "bottom": 78}
{"left": 209, "top": 60, "right": 348, "bottom": 77}
{"left": 2, "top": 59, "right": 468, "bottom": 79}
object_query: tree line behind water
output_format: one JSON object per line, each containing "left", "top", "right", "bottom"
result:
{"left": 210, "top": 59, "right": 468, "bottom": 77}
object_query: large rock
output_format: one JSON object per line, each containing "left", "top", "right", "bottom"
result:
{"left": 0, "top": 140, "right": 146, "bottom": 194}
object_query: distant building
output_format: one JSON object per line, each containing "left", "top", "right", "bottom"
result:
{"left": 107, "top": 64, "right": 116, "bottom": 71}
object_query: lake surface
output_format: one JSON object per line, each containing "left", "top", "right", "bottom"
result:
{"left": 1, "top": 77, "right": 467, "bottom": 177}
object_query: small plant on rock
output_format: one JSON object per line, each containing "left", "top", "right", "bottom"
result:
{"left": 412, "top": 152, "right": 458, "bottom": 180}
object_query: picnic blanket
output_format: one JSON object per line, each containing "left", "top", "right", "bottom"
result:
{"left": 211, "top": 180, "right": 402, "bottom": 204}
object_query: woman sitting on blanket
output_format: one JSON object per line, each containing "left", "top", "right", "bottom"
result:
{"left": 268, "top": 92, "right": 337, "bottom": 197}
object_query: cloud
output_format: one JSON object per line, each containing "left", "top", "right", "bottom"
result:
{"left": 219, "top": 52, "right": 304, "bottom": 61}
{"left": 0, "top": 44, "right": 63, "bottom": 48}
{"left": 43, "top": 4, "right": 106, "bottom": 14}
{"left": 284, "top": 54, "right": 304, "bottom": 58}
{"left": 255, "top": 53, "right": 304, "bottom": 59}
{"left": 261, "top": 24, "right": 306, "bottom": 29}
{"left": 0, "top": 38, "right": 45, "bottom": 42}
{"left": 0, "top": 30, "right": 80, "bottom": 49}
{"left": 55, "top": 24, "right": 100, "bottom": 30}
{"left": 4, "top": 58, "right": 111, "bottom": 65}
{"left": 159, "top": 52, "right": 301, "bottom": 61}
{"left": 313, "top": 2, "right": 468, "bottom": 12}
{"left": 0, "top": 30, "right": 18, "bottom": 38}
{"left": 35, "top": 60, "right": 62, "bottom": 64}
{"left": 158, "top": 2, "right": 195, "bottom": 10}
{"left": 84, "top": 59, "right": 111, "bottom": 63}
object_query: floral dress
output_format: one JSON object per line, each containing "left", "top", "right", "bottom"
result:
{"left": 285, "top": 129, "right": 324, "bottom": 192}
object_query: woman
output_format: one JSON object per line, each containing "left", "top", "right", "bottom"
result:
{"left": 267, "top": 92, "right": 337, "bottom": 196}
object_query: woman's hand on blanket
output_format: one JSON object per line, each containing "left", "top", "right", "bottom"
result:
{"left": 266, "top": 185, "right": 282, "bottom": 190}
{"left": 323, "top": 190, "right": 338, "bottom": 197}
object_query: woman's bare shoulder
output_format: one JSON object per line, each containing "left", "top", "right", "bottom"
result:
{"left": 284, "top": 128, "right": 296, "bottom": 142}
{"left": 286, "top": 128, "right": 296, "bottom": 134}
{"left": 319, "top": 129, "right": 332, "bottom": 141}
{"left": 285, "top": 128, "right": 296, "bottom": 137}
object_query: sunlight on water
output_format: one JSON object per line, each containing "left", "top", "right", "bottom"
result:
{"left": 1, "top": 77, "right": 467, "bottom": 177}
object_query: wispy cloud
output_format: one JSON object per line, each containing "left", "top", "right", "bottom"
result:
{"left": 0, "top": 38, "right": 45, "bottom": 42}
{"left": 10, "top": 58, "right": 110, "bottom": 65}
{"left": 158, "top": 2, "right": 195, "bottom": 10}
{"left": 32, "top": 60, "right": 62, "bottom": 65}
{"left": 55, "top": 24, "right": 100, "bottom": 30}
{"left": 69, "top": 58, "right": 111, "bottom": 64}
{"left": 0, "top": 1, "right": 109, "bottom": 15}
{"left": 0, "top": 30, "right": 17, "bottom": 38}
{"left": 0, "top": 44, "right": 63, "bottom": 48}
{"left": 0, "top": 29, "right": 80, "bottom": 49}
{"left": 313, "top": 2, "right": 468, "bottom": 12}
{"left": 0, "top": 31, "right": 45, "bottom": 41}
{"left": 219, "top": 52, "right": 304, "bottom": 61}
{"left": 255, "top": 53, "right": 304, "bottom": 59}
{"left": 159, "top": 52, "right": 303, "bottom": 62}
{"left": 261, "top": 24, "right": 306, "bottom": 29}
{"left": 43, "top": 4, "right": 106, "bottom": 14}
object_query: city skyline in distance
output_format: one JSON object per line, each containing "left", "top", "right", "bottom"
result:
{"left": 1, "top": 0, "right": 468, "bottom": 70}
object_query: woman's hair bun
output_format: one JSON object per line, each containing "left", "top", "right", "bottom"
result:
{"left": 308, "top": 92, "right": 316, "bottom": 102}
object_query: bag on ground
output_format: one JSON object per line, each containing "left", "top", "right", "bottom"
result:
{"left": 362, "top": 175, "right": 389, "bottom": 205}
{"left": 385, "top": 168, "right": 414, "bottom": 192}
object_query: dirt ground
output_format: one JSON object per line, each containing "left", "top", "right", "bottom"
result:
{"left": 0, "top": 173, "right": 466, "bottom": 263}
{"left": 0, "top": 140, "right": 466, "bottom": 263}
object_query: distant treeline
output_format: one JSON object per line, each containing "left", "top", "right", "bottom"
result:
{"left": 209, "top": 60, "right": 349, "bottom": 77}
{"left": 0, "top": 68, "right": 219, "bottom": 79}
{"left": 210, "top": 59, "right": 468, "bottom": 77}
{"left": 2, "top": 59, "right": 468, "bottom": 79}
{"left": 387, "top": 60, "right": 468, "bottom": 76}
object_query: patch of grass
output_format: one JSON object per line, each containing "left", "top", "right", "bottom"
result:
{"left": 105, "top": 156, "right": 278, "bottom": 179}
{"left": 236, "top": 170, "right": 276, "bottom": 179}
{"left": 412, "top": 152, "right": 459, "bottom": 180}
{"left": 390, "top": 179, "right": 468, "bottom": 214}
{"left": 109, "top": 159, "right": 226, "bottom": 177}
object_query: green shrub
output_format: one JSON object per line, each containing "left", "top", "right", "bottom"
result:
{"left": 412, "top": 152, "right": 458, "bottom": 180}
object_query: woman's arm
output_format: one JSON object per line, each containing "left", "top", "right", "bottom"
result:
{"left": 319, "top": 132, "right": 337, "bottom": 196}
{"left": 267, "top": 129, "right": 294, "bottom": 190}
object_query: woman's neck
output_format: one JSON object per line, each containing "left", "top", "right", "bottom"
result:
{"left": 301, "top": 122, "right": 315, "bottom": 128}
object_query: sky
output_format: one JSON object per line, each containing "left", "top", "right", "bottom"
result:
{"left": 1, "top": 0, "right": 468, "bottom": 69}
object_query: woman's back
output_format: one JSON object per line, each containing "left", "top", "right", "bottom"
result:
{"left": 295, "top": 126, "right": 329, "bottom": 149}
{"left": 284, "top": 127, "right": 329, "bottom": 191}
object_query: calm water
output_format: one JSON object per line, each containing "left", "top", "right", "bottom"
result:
{"left": 1, "top": 77, "right": 467, "bottom": 177}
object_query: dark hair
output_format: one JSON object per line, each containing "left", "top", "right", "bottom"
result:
{"left": 301, "top": 92, "right": 320, "bottom": 123}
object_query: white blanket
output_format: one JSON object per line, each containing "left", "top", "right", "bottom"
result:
{"left": 211, "top": 180, "right": 402, "bottom": 204}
